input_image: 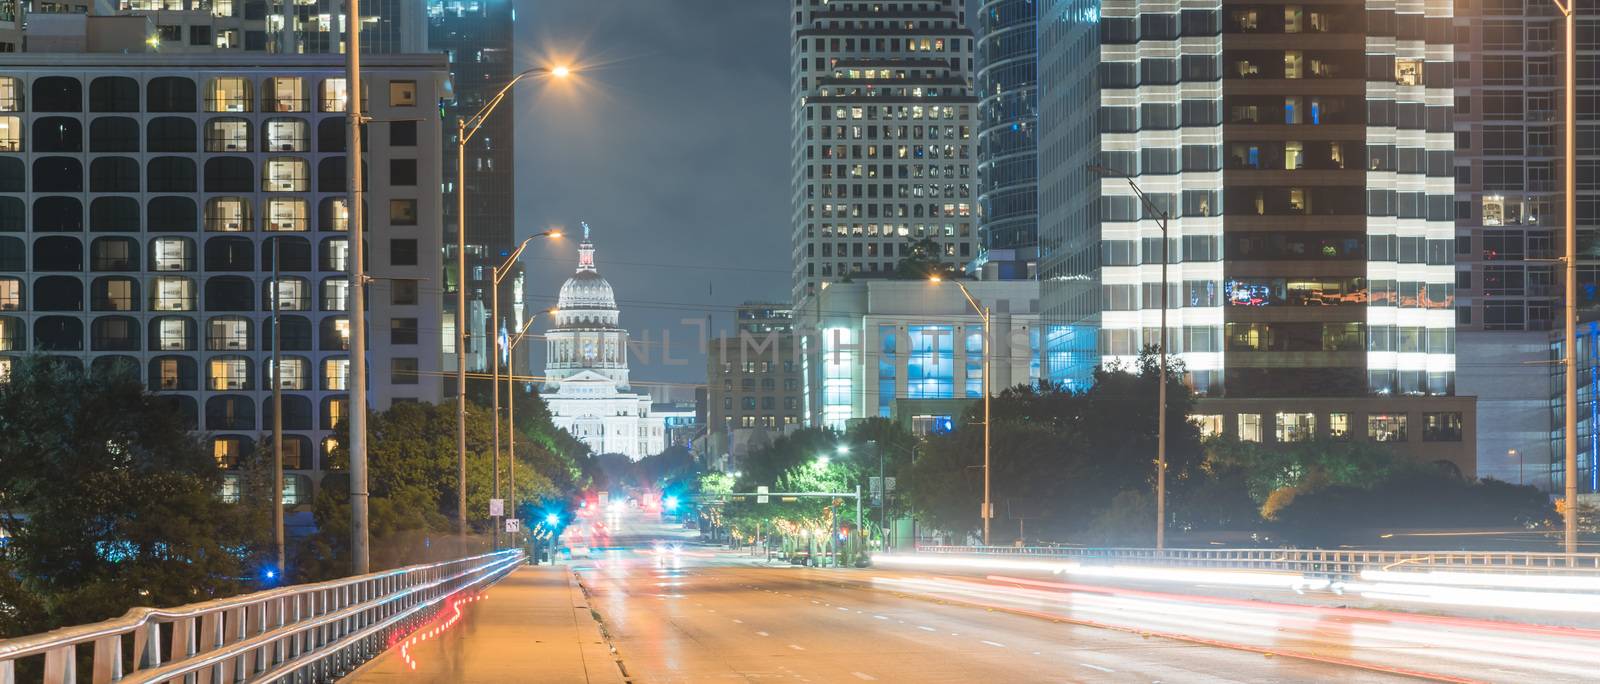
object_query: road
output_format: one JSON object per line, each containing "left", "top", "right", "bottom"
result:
{"left": 546, "top": 506, "right": 1600, "bottom": 683}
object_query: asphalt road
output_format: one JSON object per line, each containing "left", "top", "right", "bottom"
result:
{"left": 554, "top": 507, "right": 1600, "bottom": 683}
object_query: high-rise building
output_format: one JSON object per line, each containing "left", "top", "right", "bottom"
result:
{"left": 1038, "top": 0, "right": 1476, "bottom": 474}
{"left": 25, "top": 0, "right": 426, "bottom": 54}
{"left": 975, "top": 0, "right": 1037, "bottom": 279}
{"left": 789, "top": 0, "right": 980, "bottom": 304}
{"left": 1451, "top": 0, "right": 1580, "bottom": 490}
{"left": 0, "top": 51, "right": 450, "bottom": 499}
{"left": 707, "top": 302, "right": 802, "bottom": 431}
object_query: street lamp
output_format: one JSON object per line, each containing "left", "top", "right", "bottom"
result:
{"left": 1089, "top": 163, "right": 1171, "bottom": 551}
{"left": 1554, "top": 0, "right": 1579, "bottom": 558}
{"left": 502, "top": 306, "right": 558, "bottom": 547}
{"left": 455, "top": 64, "right": 572, "bottom": 545}
{"left": 490, "top": 232, "right": 560, "bottom": 549}
{"left": 929, "top": 277, "right": 992, "bottom": 546}
{"left": 1510, "top": 449, "right": 1524, "bottom": 486}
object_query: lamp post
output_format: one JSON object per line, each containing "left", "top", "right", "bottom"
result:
{"left": 455, "top": 65, "right": 571, "bottom": 545}
{"left": 346, "top": 0, "right": 370, "bottom": 574}
{"left": 1089, "top": 164, "right": 1170, "bottom": 551}
{"left": 489, "top": 232, "right": 560, "bottom": 549}
{"left": 1555, "top": 0, "right": 1579, "bottom": 558}
{"left": 504, "top": 307, "right": 557, "bottom": 547}
{"left": 1510, "top": 449, "right": 1523, "bottom": 486}
{"left": 929, "top": 276, "right": 992, "bottom": 546}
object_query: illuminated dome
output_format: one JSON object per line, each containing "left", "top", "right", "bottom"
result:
{"left": 557, "top": 269, "right": 616, "bottom": 310}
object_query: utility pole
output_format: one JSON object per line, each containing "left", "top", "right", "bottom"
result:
{"left": 272, "top": 236, "right": 284, "bottom": 578}
{"left": 346, "top": 0, "right": 370, "bottom": 575}
{"left": 491, "top": 268, "right": 502, "bottom": 551}
{"left": 455, "top": 117, "right": 468, "bottom": 545}
{"left": 1557, "top": 0, "right": 1579, "bottom": 558}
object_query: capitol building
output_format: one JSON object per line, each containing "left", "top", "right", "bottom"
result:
{"left": 540, "top": 226, "right": 665, "bottom": 460}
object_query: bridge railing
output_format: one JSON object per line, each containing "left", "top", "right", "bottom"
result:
{"left": 913, "top": 545, "right": 1600, "bottom": 581}
{"left": 0, "top": 549, "right": 523, "bottom": 684}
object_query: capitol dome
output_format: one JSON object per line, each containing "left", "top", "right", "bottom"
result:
{"left": 558, "top": 269, "right": 616, "bottom": 310}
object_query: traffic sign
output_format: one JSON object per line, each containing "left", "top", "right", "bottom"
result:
{"left": 489, "top": 498, "right": 504, "bottom": 517}
{"left": 505, "top": 518, "right": 520, "bottom": 533}
{"left": 756, "top": 485, "right": 769, "bottom": 504}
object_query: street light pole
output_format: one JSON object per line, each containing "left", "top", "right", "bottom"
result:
{"left": 455, "top": 65, "right": 570, "bottom": 549}
{"left": 1090, "top": 164, "right": 1170, "bottom": 551}
{"left": 489, "top": 232, "right": 559, "bottom": 550}
{"left": 272, "top": 235, "right": 284, "bottom": 578}
{"left": 1555, "top": 0, "right": 1578, "bottom": 557}
{"left": 346, "top": 0, "right": 370, "bottom": 575}
{"left": 933, "top": 278, "right": 992, "bottom": 546}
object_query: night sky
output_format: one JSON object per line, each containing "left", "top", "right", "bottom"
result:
{"left": 513, "top": 1, "right": 795, "bottom": 391}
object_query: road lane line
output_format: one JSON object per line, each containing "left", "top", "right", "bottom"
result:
{"left": 1081, "top": 664, "right": 1115, "bottom": 673}
{"left": 873, "top": 615, "right": 889, "bottom": 620}
{"left": 916, "top": 626, "right": 936, "bottom": 632}
{"left": 756, "top": 631, "right": 770, "bottom": 637}
{"left": 788, "top": 644, "right": 806, "bottom": 651}
{"left": 732, "top": 619, "right": 744, "bottom": 624}
{"left": 837, "top": 607, "right": 850, "bottom": 612}
{"left": 981, "top": 640, "right": 1007, "bottom": 648}
{"left": 850, "top": 672, "right": 878, "bottom": 680}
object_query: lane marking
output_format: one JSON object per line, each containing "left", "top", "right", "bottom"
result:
{"left": 1081, "top": 664, "right": 1115, "bottom": 673}
{"left": 837, "top": 607, "right": 850, "bottom": 612}
{"left": 756, "top": 631, "right": 770, "bottom": 637}
{"left": 732, "top": 619, "right": 744, "bottom": 624}
{"left": 788, "top": 644, "right": 806, "bottom": 651}
{"left": 873, "top": 615, "right": 889, "bottom": 620}
{"left": 981, "top": 640, "right": 1007, "bottom": 648}
{"left": 851, "top": 672, "right": 878, "bottom": 681}
{"left": 916, "top": 626, "right": 936, "bottom": 632}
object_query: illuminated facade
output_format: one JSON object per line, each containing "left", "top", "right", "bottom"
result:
{"left": 789, "top": 0, "right": 981, "bottom": 304}
{"left": 539, "top": 230, "right": 664, "bottom": 460}
{"left": 1038, "top": 0, "right": 1474, "bottom": 474}
{"left": 975, "top": 0, "right": 1038, "bottom": 278}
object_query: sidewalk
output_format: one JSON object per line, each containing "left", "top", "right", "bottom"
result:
{"left": 343, "top": 564, "right": 622, "bottom": 683}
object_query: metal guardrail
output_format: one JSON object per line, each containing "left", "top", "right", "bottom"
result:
{"left": 915, "top": 545, "right": 1600, "bottom": 581}
{"left": 0, "top": 549, "right": 524, "bottom": 684}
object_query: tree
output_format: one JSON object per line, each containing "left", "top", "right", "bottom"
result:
{"left": 1204, "top": 436, "right": 1403, "bottom": 515}
{"left": 892, "top": 237, "right": 959, "bottom": 280}
{"left": 0, "top": 357, "right": 270, "bottom": 637}
{"left": 1271, "top": 470, "right": 1557, "bottom": 547}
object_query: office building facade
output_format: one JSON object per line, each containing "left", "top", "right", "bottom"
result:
{"left": 0, "top": 53, "right": 449, "bottom": 499}
{"left": 1038, "top": 0, "right": 1474, "bottom": 474}
{"left": 790, "top": 0, "right": 981, "bottom": 304}
{"left": 707, "top": 302, "right": 803, "bottom": 432}
{"left": 975, "top": 0, "right": 1038, "bottom": 278}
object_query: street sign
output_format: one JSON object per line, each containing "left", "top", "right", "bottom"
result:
{"left": 869, "top": 477, "right": 882, "bottom": 495}
{"left": 756, "top": 485, "right": 769, "bottom": 504}
{"left": 980, "top": 502, "right": 994, "bottom": 519}
{"left": 884, "top": 477, "right": 896, "bottom": 492}
{"left": 505, "top": 518, "right": 520, "bottom": 533}
{"left": 489, "top": 498, "right": 504, "bottom": 517}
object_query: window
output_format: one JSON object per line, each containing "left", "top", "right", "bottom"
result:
{"left": 319, "top": 78, "right": 348, "bottom": 112}
{"left": 263, "top": 157, "right": 308, "bottom": 192}
{"left": 268, "top": 356, "right": 310, "bottom": 391}
{"left": 263, "top": 118, "right": 308, "bottom": 152}
{"left": 389, "top": 158, "right": 417, "bottom": 186}
{"left": 390, "top": 120, "right": 417, "bottom": 146}
{"left": 320, "top": 277, "right": 349, "bottom": 311}
{"left": 32, "top": 76, "right": 81, "bottom": 112}
{"left": 1275, "top": 412, "right": 1315, "bottom": 442}
{"left": 391, "top": 357, "right": 419, "bottom": 384}
{"left": 204, "top": 157, "right": 254, "bottom": 192}
{"left": 320, "top": 317, "right": 351, "bottom": 350}
{"left": 1238, "top": 413, "right": 1263, "bottom": 442}
{"left": 206, "top": 396, "right": 255, "bottom": 431}
{"left": 319, "top": 198, "right": 350, "bottom": 232}
{"left": 147, "top": 77, "right": 196, "bottom": 112}
{"left": 90, "top": 197, "right": 139, "bottom": 232}
{"left": 1367, "top": 414, "right": 1408, "bottom": 442}
{"left": 89, "top": 157, "right": 138, "bottom": 192}
{"left": 1395, "top": 59, "right": 1422, "bottom": 86}
{"left": 0, "top": 316, "right": 22, "bottom": 351}
{"left": 152, "top": 237, "right": 194, "bottom": 271}
{"left": 150, "top": 356, "right": 196, "bottom": 390}
{"left": 388, "top": 80, "right": 417, "bottom": 107}
{"left": 1423, "top": 412, "right": 1463, "bottom": 441}
{"left": 265, "top": 77, "right": 306, "bottom": 112}
{"left": 0, "top": 116, "right": 18, "bottom": 151}
{"left": 204, "top": 118, "right": 250, "bottom": 152}
{"left": 148, "top": 117, "right": 196, "bottom": 152}
{"left": 91, "top": 237, "right": 137, "bottom": 271}
{"left": 321, "top": 238, "right": 349, "bottom": 271}
{"left": 323, "top": 357, "right": 349, "bottom": 390}
{"left": 1190, "top": 414, "right": 1223, "bottom": 439}
{"left": 0, "top": 77, "right": 20, "bottom": 112}
{"left": 390, "top": 239, "right": 418, "bottom": 266}
{"left": 151, "top": 278, "right": 197, "bottom": 316}
{"left": 207, "top": 316, "right": 252, "bottom": 351}
{"left": 390, "top": 317, "right": 418, "bottom": 345}
{"left": 265, "top": 198, "right": 308, "bottom": 232}
{"left": 212, "top": 436, "right": 248, "bottom": 468}
{"left": 90, "top": 316, "right": 137, "bottom": 350}
{"left": 206, "top": 77, "right": 252, "bottom": 112}
{"left": 208, "top": 356, "right": 252, "bottom": 390}
{"left": 200, "top": 275, "right": 250, "bottom": 310}
{"left": 389, "top": 199, "right": 417, "bottom": 225}
{"left": 391, "top": 279, "right": 418, "bottom": 305}
{"left": 205, "top": 197, "right": 252, "bottom": 232}
{"left": 0, "top": 277, "right": 19, "bottom": 310}
{"left": 146, "top": 157, "right": 195, "bottom": 193}
{"left": 267, "top": 277, "right": 310, "bottom": 311}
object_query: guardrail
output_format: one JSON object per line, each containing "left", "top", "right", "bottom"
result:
{"left": 0, "top": 549, "right": 524, "bottom": 684}
{"left": 915, "top": 545, "right": 1600, "bottom": 581}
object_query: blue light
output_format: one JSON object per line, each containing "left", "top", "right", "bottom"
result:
{"left": 545, "top": 513, "right": 560, "bottom": 526}
{"left": 663, "top": 496, "right": 679, "bottom": 512}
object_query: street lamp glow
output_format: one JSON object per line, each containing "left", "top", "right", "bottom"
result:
{"left": 836, "top": 445, "right": 850, "bottom": 455}
{"left": 548, "top": 231, "right": 563, "bottom": 239}
{"left": 814, "top": 456, "right": 830, "bottom": 470}
{"left": 928, "top": 275, "right": 943, "bottom": 283}
{"left": 545, "top": 513, "right": 560, "bottom": 526}
{"left": 551, "top": 65, "right": 572, "bottom": 78}
{"left": 663, "top": 496, "right": 679, "bottom": 512}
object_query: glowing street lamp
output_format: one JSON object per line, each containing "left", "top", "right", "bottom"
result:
{"left": 930, "top": 276, "right": 992, "bottom": 546}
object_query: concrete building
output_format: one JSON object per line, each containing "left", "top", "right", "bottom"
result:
{"left": 26, "top": 0, "right": 426, "bottom": 54}
{"left": 539, "top": 228, "right": 663, "bottom": 460}
{"left": 1037, "top": 0, "right": 1475, "bottom": 475}
{"left": 0, "top": 51, "right": 450, "bottom": 499}
{"left": 789, "top": 0, "right": 980, "bottom": 304}
{"left": 975, "top": 0, "right": 1037, "bottom": 279}
{"left": 707, "top": 302, "right": 803, "bottom": 432}
{"left": 797, "top": 279, "right": 1041, "bottom": 430}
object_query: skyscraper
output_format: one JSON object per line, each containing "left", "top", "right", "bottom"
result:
{"left": 789, "top": 0, "right": 980, "bottom": 304}
{"left": 1039, "top": 0, "right": 1475, "bottom": 473}
{"left": 975, "top": 0, "right": 1038, "bottom": 279}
